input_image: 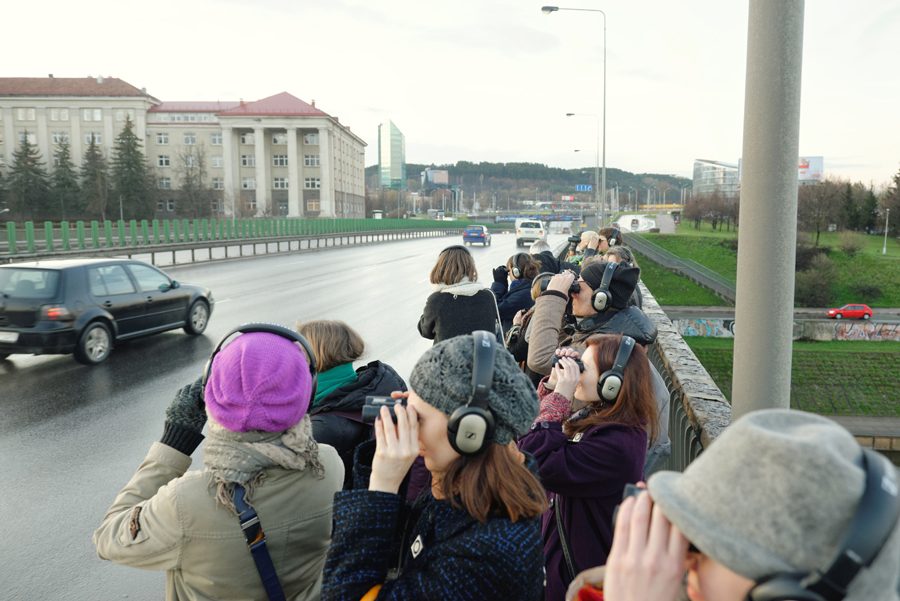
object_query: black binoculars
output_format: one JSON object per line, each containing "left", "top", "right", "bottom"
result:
{"left": 361, "top": 395, "right": 406, "bottom": 424}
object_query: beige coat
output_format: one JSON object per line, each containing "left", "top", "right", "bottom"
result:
{"left": 93, "top": 441, "right": 343, "bottom": 601}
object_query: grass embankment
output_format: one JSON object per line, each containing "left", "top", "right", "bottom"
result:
{"left": 637, "top": 222, "right": 900, "bottom": 306}
{"left": 685, "top": 338, "right": 900, "bottom": 416}
{"left": 633, "top": 251, "right": 726, "bottom": 306}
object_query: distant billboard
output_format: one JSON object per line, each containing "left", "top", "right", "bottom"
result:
{"left": 798, "top": 156, "right": 824, "bottom": 182}
{"left": 425, "top": 169, "right": 449, "bottom": 186}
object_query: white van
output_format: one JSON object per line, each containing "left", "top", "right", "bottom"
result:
{"left": 515, "top": 219, "right": 545, "bottom": 247}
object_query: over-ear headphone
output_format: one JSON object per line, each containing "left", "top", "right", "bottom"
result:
{"left": 534, "top": 271, "right": 557, "bottom": 294}
{"left": 510, "top": 253, "right": 530, "bottom": 278}
{"left": 746, "top": 448, "right": 900, "bottom": 601}
{"left": 446, "top": 330, "right": 497, "bottom": 456}
{"left": 597, "top": 335, "right": 635, "bottom": 402}
{"left": 203, "top": 323, "right": 318, "bottom": 399}
{"left": 607, "top": 228, "right": 620, "bottom": 246}
{"left": 591, "top": 261, "right": 619, "bottom": 312}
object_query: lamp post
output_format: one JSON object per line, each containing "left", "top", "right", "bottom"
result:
{"left": 569, "top": 114, "right": 601, "bottom": 224}
{"left": 884, "top": 207, "right": 891, "bottom": 255}
{"left": 544, "top": 5, "right": 607, "bottom": 227}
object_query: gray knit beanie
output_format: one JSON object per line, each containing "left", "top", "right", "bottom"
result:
{"left": 409, "top": 334, "right": 539, "bottom": 445}
{"left": 648, "top": 409, "right": 900, "bottom": 600}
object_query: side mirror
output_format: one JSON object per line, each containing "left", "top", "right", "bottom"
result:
{"left": 171, "top": 280, "right": 181, "bottom": 289}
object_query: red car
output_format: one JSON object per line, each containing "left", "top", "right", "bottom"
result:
{"left": 826, "top": 304, "right": 873, "bottom": 320}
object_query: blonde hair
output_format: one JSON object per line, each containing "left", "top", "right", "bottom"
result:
{"left": 295, "top": 320, "right": 365, "bottom": 372}
{"left": 430, "top": 246, "right": 478, "bottom": 285}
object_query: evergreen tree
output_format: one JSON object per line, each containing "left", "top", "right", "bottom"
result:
{"left": 80, "top": 138, "right": 110, "bottom": 221}
{"left": 7, "top": 131, "right": 51, "bottom": 220}
{"left": 840, "top": 182, "right": 859, "bottom": 231}
{"left": 860, "top": 186, "right": 878, "bottom": 233}
{"left": 110, "top": 117, "right": 154, "bottom": 219}
{"left": 883, "top": 166, "right": 900, "bottom": 237}
{"left": 50, "top": 141, "right": 82, "bottom": 220}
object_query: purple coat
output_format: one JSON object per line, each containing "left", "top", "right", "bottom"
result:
{"left": 518, "top": 415, "right": 647, "bottom": 601}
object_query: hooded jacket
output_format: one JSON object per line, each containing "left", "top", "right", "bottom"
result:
{"left": 417, "top": 280, "right": 500, "bottom": 345}
{"left": 490, "top": 277, "right": 535, "bottom": 334}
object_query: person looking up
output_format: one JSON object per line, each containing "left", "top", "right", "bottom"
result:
{"left": 492, "top": 252, "right": 541, "bottom": 334}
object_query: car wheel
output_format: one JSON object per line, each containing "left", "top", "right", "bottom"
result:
{"left": 184, "top": 300, "right": 210, "bottom": 335}
{"left": 863, "top": 313, "right": 870, "bottom": 320}
{"left": 74, "top": 322, "right": 112, "bottom": 365}
{"left": 835, "top": 314, "right": 842, "bottom": 319}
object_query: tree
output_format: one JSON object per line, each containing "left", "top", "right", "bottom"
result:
{"left": 840, "top": 182, "right": 859, "bottom": 231}
{"left": 797, "top": 180, "right": 841, "bottom": 246}
{"left": 859, "top": 186, "right": 878, "bottom": 233}
{"left": 6, "top": 132, "right": 51, "bottom": 220}
{"left": 882, "top": 166, "right": 900, "bottom": 237}
{"left": 175, "top": 145, "right": 214, "bottom": 218}
{"left": 80, "top": 138, "right": 110, "bottom": 221}
{"left": 49, "top": 141, "right": 81, "bottom": 220}
{"left": 110, "top": 117, "right": 155, "bottom": 219}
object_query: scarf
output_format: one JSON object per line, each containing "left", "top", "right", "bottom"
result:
{"left": 433, "top": 277, "right": 485, "bottom": 296}
{"left": 314, "top": 362, "right": 357, "bottom": 406}
{"left": 203, "top": 415, "right": 324, "bottom": 513}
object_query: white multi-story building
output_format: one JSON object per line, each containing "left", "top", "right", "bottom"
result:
{"left": 692, "top": 159, "right": 740, "bottom": 199}
{"left": 0, "top": 76, "right": 366, "bottom": 217}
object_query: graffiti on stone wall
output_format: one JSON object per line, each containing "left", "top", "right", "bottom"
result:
{"left": 674, "top": 317, "right": 900, "bottom": 341}
{"left": 833, "top": 322, "right": 900, "bottom": 341}
{"left": 675, "top": 319, "right": 737, "bottom": 338}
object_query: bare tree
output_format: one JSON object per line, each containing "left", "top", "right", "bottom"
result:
{"left": 797, "top": 179, "right": 842, "bottom": 246}
{"left": 175, "top": 145, "right": 214, "bottom": 218}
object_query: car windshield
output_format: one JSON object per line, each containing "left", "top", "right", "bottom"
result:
{"left": 0, "top": 268, "right": 61, "bottom": 299}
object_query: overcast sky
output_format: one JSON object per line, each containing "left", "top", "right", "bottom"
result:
{"left": 10, "top": 0, "right": 899, "bottom": 186}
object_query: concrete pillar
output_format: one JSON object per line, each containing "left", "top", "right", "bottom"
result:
{"left": 253, "top": 127, "right": 268, "bottom": 216}
{"left": 731, "top": 0, "right": 804, "bottom": 419}
{"left": 104, "top": 112, "right": 114, "bottom": 158}
{"left": 319, "top": 127, "right": 334, "bottom": 217}
{"left": 286, "top": 127, "right": 301, "bottom": 217}
{"left": 36, "top": 109, "right": 50, "bottom": 166}
{"left": 69, "top": 107, "right": 83, "bottom": 165}
{"left": 222, "top": 126, "right": 236, "bottom": 216}
{"left": 135, "top": 110, "right": 147, "bottom": 145}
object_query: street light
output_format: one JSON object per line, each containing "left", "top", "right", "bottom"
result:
{"left": 884, "top": 207, "right": 891, "bottom": 256}
{"left": 543, "top": 5, "right": 607, "bottom": 226}
{"left": 568, "top": 113, "right": 601, "bottom": 224}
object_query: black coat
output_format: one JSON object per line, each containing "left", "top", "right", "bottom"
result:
{"left": 535, "top": 250, "right": 581, "bottom": 275}
{"left": 418, "top": 287, "right": 499, "bottom": 345}
{"left": 490, "top": 277, "right": 535, "bottom": 334}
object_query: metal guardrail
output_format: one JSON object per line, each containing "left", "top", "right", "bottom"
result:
{"left": 627, "top": 234, "right": 737, "bottom": 303}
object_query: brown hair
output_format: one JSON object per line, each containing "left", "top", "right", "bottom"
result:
{"left": 604, "top": 246, "right": 638, "bottom": 267}
{"left": 563, "top": 334, "right": 658, "bottom": 444}
{"left": 530, "top": 271, "right": 555, "bottom": 300}
{"left": 598, "top": 227, "right": 623, "bottom": 246}
{"left": 438, "top": 443, "right": 548, "bottom": 523}
{"left": 507, "top": 253, "right": 540, "bottom": 281}
{"left": 295, "top": 320, "right": 365, "bottom": 372}
{"left": 430, "top": 246, "right": 478, "bottom": 285}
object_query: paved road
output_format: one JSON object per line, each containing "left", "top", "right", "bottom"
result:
{"left": 662, "top": 305, "right": 900, "bottom": 323}
{"left": 0, "top": 232, "right": 561, "bottom": 600}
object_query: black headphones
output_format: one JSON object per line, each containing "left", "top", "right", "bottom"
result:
{"left": 510, "top": 252, "right": 530, "bottom": 278}
{"left": 534, "top": 271, "right": 557, "bottom": 294}
{"left": 202, "top": 323, "right": 318, "bottom": 399}
{"left": 591, "top": 261, "right": 619, "bottom": 312}
{"left": 596, "top": 335, "right": 635, "bottom": 402}
{"left": 607, "top": 228, "right": 621, "bottom": 246}
{"left": 446, "top": 330, "right": 497, "bottom": 456}
{"left": 746, "top": 448, "right": 900, "bottom": 601}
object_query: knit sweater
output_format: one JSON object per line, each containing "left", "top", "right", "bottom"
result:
{"left": 417, "top": 280, "right": 500, "bottom": 345}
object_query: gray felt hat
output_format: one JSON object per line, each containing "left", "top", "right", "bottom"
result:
{"left": 648, "top": 409, "right": 900, "bottom": 600}
{"left": 409, "top": 334, "right": 539, "bottom": 445}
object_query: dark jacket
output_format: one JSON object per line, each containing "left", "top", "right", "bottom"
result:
{"left": 418, "top": 283, "right": 499, "bottom": 345}
{"left": 535, "top": 250, "right": 580, "bottom": 275}
{"left": 311, "top": 361, "right": 407, "bottom": 489}
{"left": 518, "top": 384, "right": 647, "bottom": 601}
{"left": 490, "top": 277, "right": 535, "bottom": 334}
{"left": 322, "top": 442, "right": 545, "bottom": 601}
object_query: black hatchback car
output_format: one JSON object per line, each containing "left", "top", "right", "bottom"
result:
{"left": 0, "top": 258, "right": 214, "bottom": 364}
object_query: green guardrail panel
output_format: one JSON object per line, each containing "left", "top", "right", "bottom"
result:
{"left": 116, "top": 220, "right": 126, "bottom": 247}
{"left": 163, "top": 219, "right": 171, "bottom": 243}
{"left": 61, "top": 221, "right": 71, "bottom": 251}
{"left": 25, "top": 222, "right": 36, "bottom": 253}
{"left": 152, "top": 220, "right": 160, "bottom": 244}
{"left": 104, "top": 221, "right": 114, "bottom": 247}
{"left": 76, "top": 221, "right": 87, "bottom": 250}
{"left": 141, "top": 220, "right": 150, "bottom": 245}
{"left": 173, "top": 219, "right": 181, "bottom": 243}
{"left": 181, "top": 219, "right": 190, "bottom": 242}
{"left": 44, "top": 221, "right": 54, "bottom": 251}
{"left": 129, "top": 219, "right": 138, "bottom": 246}
{"left": 6, "top": 222, "right": 17, "bottom": 254}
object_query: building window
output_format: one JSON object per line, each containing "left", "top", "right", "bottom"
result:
{"left": 240, "top": 133, "right": 255, "bottom": 145}
{"left": 210, "top": 132, "right": 223, "bottom": 145}
{"left": 158, "top": 177, "right": 171, "bottom": 189}
{"left": 272, "top": 155, "right": 288, "bottom": 167}
{"left": 212, "top": 177, "right": 224, "bottom": 190}
{"left": 82, "top": 108, "right": 102, "bottom": 122}
{"left": 248, "top": 199, "right": 257, "bottom": 211}
{"left": 16, "top": 108, "right": 36, "bottom": 121}
{"left": 272, "top": 133, "right": 288, "bottom": 145}
{"left": 211, "top": 200, "right": 220, "bottom": 212}
{"left": 156, "top": 200, "right": 165, "bottom": 211}
{"left": 156, "top": 132, "right": 169, "bottom": 144}
{"left": 307, "top": 198, "right": 320, "bottom": 212}
{"left": 211, "top": 156, "right": 224, "bottom": 168}
{"left": 303, "top": 133, "right": 319, "bottom": 145}
{"left": 51, "top": 131, "right": 70, "bottom": 144}
{"left": 50, "top": 108, "right": 69, "bottom": 121}
{"left": 273, "top": 177, "right": 288, "bottom": 189}
{"left": 241, "top": 177, "right": 256, "bottom": 190}
{"left": 183, "top": 133, "right": 197, "bottom": 145}
{"left": 185, "top": 155, "right": 196, "bottom": 168}
{"left": 18, "top": 131, "right": 37, "bottom": 145}
{"left": 240, "top": 155, "right": 255, "bottom": 167}
{"left": 84, "top": 132, "right": 102, "bottom": 145}
{"left": 304, "top": 177, "right": 321, "bottom": 189}
{"left": 166, "top": 199, "right": 176, "bottom": 212}
{"left": 304, "top": 154, "right": 320, "bottom": 167}
{"left": 115, "top": 109, "right": 135, "bottom": 122}
{"left": 158, "top": 155, "right": 170, "bottom": 167}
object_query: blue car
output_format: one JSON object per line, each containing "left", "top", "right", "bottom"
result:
{"left": 463, "top": 225, "right": 492, "bottom": 246}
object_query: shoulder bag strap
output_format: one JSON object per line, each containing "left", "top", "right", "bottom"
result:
{"left": 232, "top": 484, "right": 287, "bottom": 601}
{"left": 554, "top": 494, "right": 579, "bottom": 583}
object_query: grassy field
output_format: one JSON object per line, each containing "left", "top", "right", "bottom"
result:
{"left": 685, "top": 338, "right": 900, "bottom": 416}
{"left": 633, "top": 251, "right": 728, "bottom": 306}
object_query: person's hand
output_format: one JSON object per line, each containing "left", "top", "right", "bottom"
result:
{"left": 547, "top": 270, "right": 576, "bottom": 294}
{"left": 566, "top": 566, "right": 606, "bottom": 601}
{"left": 578, "top": 231, "right": 600, "bottom": 251}
{"left": 492, "top": 265, "right": 509, "bottom": 282}
{"left": 602, "top": 491, "right": 689, "bottom": 601}
{"left": 552, "top": 355, "right": 581, "bottom": 401}
{"left": 369, "top": 393, "right": 419, "bottom": 495}
{"left": 512, "top": 309, "right": 526, "bottom": 326}
{"left": 165, "top": 377, "right": 206, "bottom": 434}
{"left": 546, "top": 348, "right": 578, "bottom": 388}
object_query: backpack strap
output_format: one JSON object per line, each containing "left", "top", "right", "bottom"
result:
{"left": 233, "top": 484, "right": 286, "bottom": 601}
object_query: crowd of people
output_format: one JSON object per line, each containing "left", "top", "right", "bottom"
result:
{"left": 93, "top": 227, "right": 900, "bottom": 601}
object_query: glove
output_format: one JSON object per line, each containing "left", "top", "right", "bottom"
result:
{"left": 492, "top": 265, "right": 509, "bottom": 282}
{"left": 160, "top": 377, "right": 206, "bottom": 455}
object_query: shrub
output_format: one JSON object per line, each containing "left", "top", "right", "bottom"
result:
{"left": 795, "top": 254, "right": 836, "bottom": 307}
{"left": 852, "top": 283, "right": 882, "bottom": 300}
{"left": 795, "top": 244, "right": 830, "bottom": 271}
{"left": 838, "top": 231, "right": 865, "bottom": 257}
{"left": 719, "top": 238, "right": 738, "bottom": 252}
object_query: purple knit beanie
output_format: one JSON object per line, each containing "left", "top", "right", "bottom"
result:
{"left": 204, "top": 332, "right": 313, "bottom": 432}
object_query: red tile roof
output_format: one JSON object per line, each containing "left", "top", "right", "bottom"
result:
{"left": 0, "top": 76, "right": 154, "bottom": 98}
{"left": 217, "top": 92, "right": 329, "bottom": 117}
{"left": 149, "top": 101, "right": 242, "bottom": 113}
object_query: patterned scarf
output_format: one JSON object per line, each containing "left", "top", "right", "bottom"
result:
{"left": 203, "top": 415, "right": 324, "bottom": 513}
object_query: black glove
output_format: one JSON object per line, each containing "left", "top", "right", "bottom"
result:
{"left": 160, "top": 378, "right": 206, "bottom": 455}
{"left": 492, "top": 265, "right": 509, "bottom": 282}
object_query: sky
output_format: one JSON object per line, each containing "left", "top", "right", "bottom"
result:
{"left": 9, "top": 0, "right": 900, "bottom": 187}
